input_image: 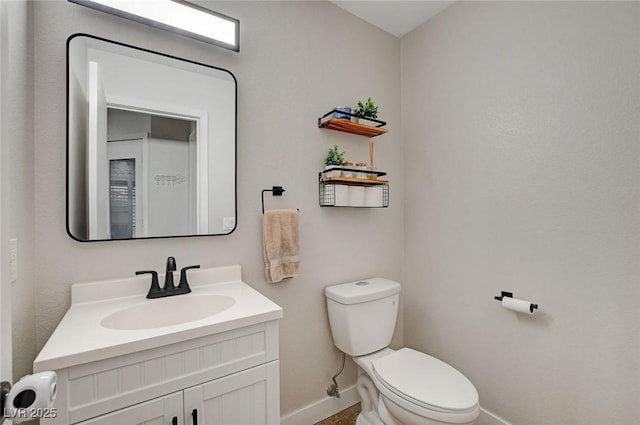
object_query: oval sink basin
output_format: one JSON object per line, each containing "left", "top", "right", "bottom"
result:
{"left": 101, "top": 294, "right": 236, "bottom": 330}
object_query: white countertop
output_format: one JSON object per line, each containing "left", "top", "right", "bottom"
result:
{"left": 34, "top": 265, "right": 283, "bottom": 372}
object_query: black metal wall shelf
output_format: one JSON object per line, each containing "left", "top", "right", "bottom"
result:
{"left": 318, "top": 109, "right": 388, "bottom": 138}
{"left": 319, "top": 169, "right": 389, "bottom": 208}
{"left": 320, "top": 166, "right": 387, "bottom": 178}
{"left": 317, "top": 107, "right": 389, "bottom": 207}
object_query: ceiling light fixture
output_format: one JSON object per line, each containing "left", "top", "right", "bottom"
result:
{"left": 69, "top": 0, "right": 240, "bottom": 52}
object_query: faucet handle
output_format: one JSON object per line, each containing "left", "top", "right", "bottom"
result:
{"left": 136, "top": 270, "right": 160, "bottom": 298}
{"left": 178, "top": 265, "right": 200, "bottom": 291}
{"left": 164, "top": 257, "right": 177, "bottom": 290}
{"left": 166, "top": 256, "right": 177, "bottom": 272}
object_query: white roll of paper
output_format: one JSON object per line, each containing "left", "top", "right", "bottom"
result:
{"left": 349, "top": 186, "right": 365, "bottom": 207}
{"left": 502, "top": 297, "right": 536, "bottom": 314}
{"left": 365, "top": 186, "right": 383, "bottom": 207}
{"left": 4, "top": 371, "right": 57, "bottom": 423}
{"left": 334, "top": 185, "right": 349, "bottom": 206}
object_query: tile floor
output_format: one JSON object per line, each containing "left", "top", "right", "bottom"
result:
{"left": 313, "top": 403, "right": 361, "bottom": 425}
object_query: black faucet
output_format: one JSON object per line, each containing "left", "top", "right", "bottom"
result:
{"left": 164, "top": 256, "right": 177, "bottom": 290}
{"left": 136, "top": 257, "right": 200, "bottom": 299}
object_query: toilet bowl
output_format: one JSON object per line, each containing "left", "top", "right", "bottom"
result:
{"left": 325, "top": 278, "right": 480, "bottom": 425}
{"left": 355, "top": 348, "right": 479, "bottom": 425}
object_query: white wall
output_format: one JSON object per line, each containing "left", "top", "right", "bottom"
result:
{"left": 401, "top": 2, "right": 639, "bottom": 424}
{"left": 1, "top": 0, "right": 36, "bottom": 382}
{"left": 32, "top": 0, "right": 403, "bottom": 417}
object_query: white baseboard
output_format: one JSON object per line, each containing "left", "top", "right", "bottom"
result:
{"left": 280, "top": 388, "right": 510, "bottom": 425}
{"left": 477, "top": 407, "right": 511, "bottom": 425}
{"left": 280, "top": 384, "right": 359, "bottom": 425}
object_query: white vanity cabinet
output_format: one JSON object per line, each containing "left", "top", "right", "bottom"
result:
{"left": 34, "top": 266, "right": 283, "bottom": 425}
{"left": 77, "top": 362, "right": 278, "bottom": 425}
{"left": 45, "top": 321, "right": 280, "bottom": 425}
{"left": 75, "top": 392, "right": 183, "bottom": 425}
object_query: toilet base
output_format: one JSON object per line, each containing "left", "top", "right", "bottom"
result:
{"left": 380, "top": 394, "right": 476, "bottom": 425}
{"left": 356, "top": 373, "right": 386, "bottom": 425}
{"left": 356, "top": 414, "right": 384, "bottom": 425}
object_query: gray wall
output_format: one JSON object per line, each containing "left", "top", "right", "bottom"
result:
{"left": 1, "top": 0, "right": 36, "bottom": 382}
{"left": 32, "top": 0, "right": 403, "bottom": 416}
{"left": 401, "top": 2, "right": 639, "bottom": 424}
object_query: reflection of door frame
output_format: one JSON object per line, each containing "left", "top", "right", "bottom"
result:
{"left": 107, "top": 96, "right": 209, "bottom": 234}
{"left": 0, "top": 0, "right": 11, "bottom": 386}
{"left": 107, "top": 134, "right": 148, "bottom": 237}
{"left": 88, "top": 61, "right": 109, "bottom": 240}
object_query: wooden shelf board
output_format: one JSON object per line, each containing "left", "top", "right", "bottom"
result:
{"left": 320, "top": 177, "right": 389, "bottom": 185}
{"left": 319, "top": 118, "right": 388, "bottom": 138}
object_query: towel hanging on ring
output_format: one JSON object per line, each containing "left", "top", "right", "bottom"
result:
{"left": 263, "top": 209, "right": 300, "bottom": 283}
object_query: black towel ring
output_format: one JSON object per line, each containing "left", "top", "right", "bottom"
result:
{"left": 261, "top": 186, "right": 284, "bottom": 214}
{"left": 261, "top": 186, "right": 299, "bottom": 214}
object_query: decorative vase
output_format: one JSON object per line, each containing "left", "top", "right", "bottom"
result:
{"left": 333, "top": 107, "right": 351, "bottom": 120}
{"left": 324, "top": 165, "right": 342, "bottom": 178}
{"left": 341, "top": 162, "right": 355, "bottom": 178}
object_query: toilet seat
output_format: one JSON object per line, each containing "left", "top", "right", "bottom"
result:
{"left": 372, "top": 348, "right": 479, "bottom": 415}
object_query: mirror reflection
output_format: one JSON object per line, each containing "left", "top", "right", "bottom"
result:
{"left": 67, "top": 34, "right": 236, "bottom": 241}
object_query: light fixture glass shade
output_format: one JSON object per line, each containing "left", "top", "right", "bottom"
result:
{"left": 69, "top": 0, "right": 240, "bottom": 51}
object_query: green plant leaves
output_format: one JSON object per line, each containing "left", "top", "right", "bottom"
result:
{"left": 324, "top": 144, "right": 346, "bottom": 166}
{"left": 354, "top": 97, "right": 379, "bottom": 119}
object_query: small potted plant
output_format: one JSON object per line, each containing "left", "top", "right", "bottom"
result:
{"left": 324, "top": 144, "right": 345, "bottom": 178}
{"left": 352, "top": 97, "right": 379, "bottom": 123}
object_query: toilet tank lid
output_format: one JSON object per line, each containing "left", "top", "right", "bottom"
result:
{"left": 325, "top": 278, "right": 400, "bottom": 304}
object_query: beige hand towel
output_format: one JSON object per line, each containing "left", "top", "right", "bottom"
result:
{"left": 263, "top": 209, "right": 300, "bottom": 283}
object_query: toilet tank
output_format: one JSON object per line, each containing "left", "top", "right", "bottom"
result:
{"left": 325, "top": 278, "right": 400, "bottom": 356}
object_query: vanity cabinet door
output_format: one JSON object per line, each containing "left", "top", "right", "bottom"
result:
{"left": 77, "top": 392, "right": 183, "bottom": 425}
{"left": 184, "top": 361, "right": 280, "bottom": 425}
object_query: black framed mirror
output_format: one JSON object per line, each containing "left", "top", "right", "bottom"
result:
{"left": 66, "top": 34, "right": 237, "bottom": 241}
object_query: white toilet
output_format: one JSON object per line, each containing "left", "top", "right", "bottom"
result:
{"left": 325, "top": 278, "right": 480, "bottom": 425}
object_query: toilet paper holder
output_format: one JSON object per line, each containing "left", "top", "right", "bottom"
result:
{"left": 1, "top": 372, "right": 57, "bottom": 424}
{"left": 494, "top": 291, "right": 538, "bottom": 312}
{"left": 494, "top": 291, "right": 513, "bottom": 301}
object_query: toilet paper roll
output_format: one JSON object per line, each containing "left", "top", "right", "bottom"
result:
{"left": 4, "top": 371, "right": 57, "bottom": 423}
{"left": 334, "top": 185, "right": 349, "bottom": 206}
{"left": 502, "top": 297, "right": 536, "bottom": 314}
{"left": 365, "top": 186, "right": 383, "bottom": 207}
{"left": 349, "top": 186, "right": 365, "bottom": 207}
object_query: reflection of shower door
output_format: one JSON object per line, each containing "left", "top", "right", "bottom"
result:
{"left": 109, "top": 159, "right": 135, "bottom": 239}
{"left": 107, "top": 137, "right": 146, "bottom": 238}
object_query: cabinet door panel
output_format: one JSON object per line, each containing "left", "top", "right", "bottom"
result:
{"left": 185, "top": 361, "right": 279, "bottom": 425}
{"left": 78, "top": 392, "right": 182, "bottom": 425}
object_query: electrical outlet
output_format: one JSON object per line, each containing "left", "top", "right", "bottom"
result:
{"left": 9, "top": 238, "right": 17, "bottom": 283}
